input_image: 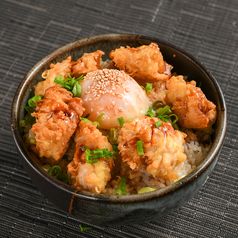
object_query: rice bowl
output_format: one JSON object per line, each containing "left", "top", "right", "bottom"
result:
{"left": 11, "top": 34, "right": 226, "bottom": 225}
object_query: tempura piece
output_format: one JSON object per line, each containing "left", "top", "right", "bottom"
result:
{"left": 67, "top": 121, "right": 114, "bottom": 194}
{"left": 165, "top": 76, "right": 217, "bottom": 129}
{"left": 34, "top": 56, "right": 74, "bottom": 96}
{"left": 31, "top": 85, "right": 84, "bottom": 164}
{"left": 109, "top": 43, "right": 172, "bottom": 85}
{"left": 147, "top": 81, "right": 167, "bottom": 105}
{"left": 71, "top": 50, "right": 105, "bottom": 78}
{"left": 118, "top": 116, "right": 187, "bottom": 180}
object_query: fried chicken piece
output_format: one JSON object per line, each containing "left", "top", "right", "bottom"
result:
{"left": 109, "top": 43, "right": 172, "bottom": 85}
{"left": 31, "top": 85, "right": 84, "bottom": 164}
{"left": 71, "top": 50, "right": 105, "bottom": 78}
{"left": 118, "top": 116, "right": 187, "bottom": 180}
{"left": 67, "top": 121, "right": 114, "bottom": 194}
{"left": 147, "top": 81, "right": 167, "bottom": 105}
{"left": 34, "top": 56, "right": 74, "bottom": 96}
{"left": 165, "top": 76, "right": 217, "bottom": 129}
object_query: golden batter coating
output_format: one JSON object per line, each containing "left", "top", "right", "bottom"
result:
{"left": 147, "top": 81, "right": 167, "bottom": 105}
{"left": 165, "top": 75, "right": 217, "bottom": 129}
{"left": 71, "top": 50, "right": 105, "bottom": 78}
{"left": 118, "top": 116, "right": 187, "bottom": 180}
{"left": 109, "top": 43, "right": 172, "bottom": 85}
{"left": 67, "top": 121, "right": 114, "bottom": 194}
{"left": 34, "top": 56, "right": 74, "bottom": 96}
{"left": 31, "top": 85, "right": 84, "bottom": 164}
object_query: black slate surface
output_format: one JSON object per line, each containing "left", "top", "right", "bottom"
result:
{"left": 0, "top": 0, "right": 238, "bottom": 237}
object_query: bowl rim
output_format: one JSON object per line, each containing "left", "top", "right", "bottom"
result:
{"left": 11, "top": 33, "right": 227, "bottom": 203}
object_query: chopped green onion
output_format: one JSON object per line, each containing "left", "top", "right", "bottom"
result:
{"left": 145, "top": 106, "right": 155, "bottom": 117}
{"left": 54, "top": 73, "right": 84, "bottom": 97}
{"left": 24, "top": 106, "right": 35, "bottom": 114}
{"left": 128, "top": 118, "right": 133, "bottom": 121}
{"left": 117, "top": 117, "right": 125, "bottom": 127}
{"left": 80, "top": 113, "right": 105, "bottom": 128}
{"left": 155, "top": 105, "right": 171, "bottom": 116}
{"left": 109, "top": 128, "right": 117, "bottom": 143}
{"left": 28, "top": 95, "right": 42, "bottom": 107}
{"left": 157, "top": 115, "right": 170, "bottom": 123}
{"left": 29, "top": 138, "right": 36, "bottom": 145}
{"left": 79, "top": 224, "right": 92, "bottom": 232}
{"left": 84, "top": 147, "right": 116, "bottom": 164}
{"left": 145, "top": 82, "right": 153, "bottom": 92}
{"left": 42, "top": 164, "right": 51, "bottom": 172}
{"left": 170, "top": 114, "right": 179, "bottom": 124}
{"left": 25, "top": 113, "right": 36, "bottom": 124}
{"left": 19, "top": 120, "right": 26, "bottom": 128}
{"left": 112, "top": 144, "right": 119, "bottom": 152}
{"left": 72, "top": 81, "right": 81, "bottom": 97}
{"left": 42, "top": 165, "right": 68, "bottom": 184}
{"left": 138, "top": 187, "right": 156, "bottom": 194}
{"left": 80, "top": 117, "right": 93, "bottom": 124}
{"left": 95, "top": 113, "right": 105, "bottom": 128}
{"left": 154, "top": 120, "right": 162, "bottom": 127}
{"left": 84, "top": 147, "right": 97, "bottom": 163}
{"left": 116, "top": 176, "right": 127, "bottom": 195}
{"left": 57, "top": 173, "right": 69, "bottom": 184}
{"left": 80, "top": 117, "right": 98, "bottom": 127}
{"left": 137, "top": 141, "right": 144, "bottom": 155}
{"left": 173, "top": 123, "right": 180, "bottom": 131}
{"left": 152, "top": 100, "right": 164, "bottom": 109}
{"left": 48, "top": 165, "right": 61, "bottom": 178}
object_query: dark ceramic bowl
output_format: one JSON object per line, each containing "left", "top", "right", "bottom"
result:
{"left": 11, "top": 34, "right": 227, "bottom": 226}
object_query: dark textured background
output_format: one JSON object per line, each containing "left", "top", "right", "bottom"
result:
{"left": 1, "top": 0, "right": 238, "bottom": 237}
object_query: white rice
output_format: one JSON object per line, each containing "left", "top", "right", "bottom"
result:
{"left": 101, "top": 136, "right": 212, "bottom": 195}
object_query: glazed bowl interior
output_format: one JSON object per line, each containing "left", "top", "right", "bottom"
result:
{"left": 11, "top": 34, "right": 227, "bottom": 221}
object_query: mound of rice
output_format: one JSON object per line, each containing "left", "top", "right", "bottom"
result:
{"left": 101, "top": 128, "right": 212, "bottom": 195}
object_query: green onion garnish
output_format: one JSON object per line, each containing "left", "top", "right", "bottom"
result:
{"left": 116, "top": 176, "right": 127, "bottom": 195}
{"left": 54, "top": 73, "right": 84, "bottom": 97}
{"left": 145, "top": 82, "right": 153, "bottom": 92}
{"left": 24, "top": 106, "right": 35, "bottom": 114}
{"left": 84, "top": 147, "right": 116, "bottom": 164}
{"left": 138, "top": 187, "right": 156, "bottom": 194}
{"left": 112, "top": 144, "right": 119, "bottom": 152}
{"left": 79, "top": 224, "right": 92, "bottom": 232}
{"left": 154, "top": 120, "right": 162, "bottom": 128}
{"left": 96, "top": 113, "right": 105, "bottom": 128}
{"left": 117, "top": 117, "right": 125, "bottom": 127}
{"left": 80, "top": 113, "right": 105, "bottom": 128}
{"left": 29, "top": 138, "right": 36, "bottom": 145}
{"left": 155, "top": 105, "right": 172, "bottom": 116}
{"left": 48, "top": 165, "right": 61, "bottom": 178}
{"left": 137, "top": 141, "right": 144, "bottom": 155}
{"left": 42, "top": 165, "right": 69, "bottom": 184}
{"left": 145, "top": 106, "right": 155, "bottom": 117}
{"left": 28, "top": 94, "right": 42, "bottom": 107}
{"left": 42, "top": 164, "right": 51, "bottom": 172}
{"left": 57, "top": 173, "right": 69, "bottom": 184}
{"left": 109, "top": 128, "right": 117, "bottom": 143}
{"left": 152, "top": 100, "right": 164, "bottom": 109}
{"left": 170, "top": 114, "right": 179, "bottom": 124}
{"left": 24, "top": 94, "right": 42, "bottom": 124}
{"left": 19, "top": 120, "right": 26, "bottom": 128}
{"left": 173, "top": 123, "right": 180, "bottom": 131}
